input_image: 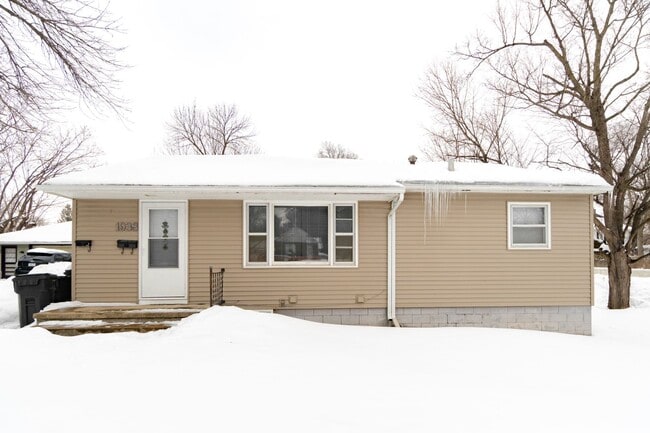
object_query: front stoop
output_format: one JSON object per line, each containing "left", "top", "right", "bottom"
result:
{"left": 33, "top": 305, "right": 206, "bottom": 336}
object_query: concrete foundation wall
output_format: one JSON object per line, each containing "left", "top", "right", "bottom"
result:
{"left": 276, "top": 306, "right": 591, "bottom": 335}
{"left": 396, "top": 306, "right": 591, "bottom": 335}
{"left": 278, "top": 308, "right": 388, "bottom": 327}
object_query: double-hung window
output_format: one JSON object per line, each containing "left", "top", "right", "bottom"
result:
{"left": 334, "top": 205, "right": 354, "bottom": 263}
{"left": 247, "top": 205, "right": 268, "bottom": 263}
{"left": 245, "top": 202, "right": 357, "bottom": 267}
{"left": 508, "top": 202, "right": 551, "bottom": 249}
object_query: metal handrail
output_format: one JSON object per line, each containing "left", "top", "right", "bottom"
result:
{"left": 209, "top": 267, "right": 225, "bottom": 307}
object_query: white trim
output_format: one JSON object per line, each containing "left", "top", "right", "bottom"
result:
{"left": 243, "top": 200, "right": 359, "bottom": 268}
{"left": 333, "top": 204, "right": 356, "bottom": 266}
{"left": 38, "top": 181, "right": 612, "bottom": 200}
{"left": 139, "top": 200, "right": 189, "bottom": 303}
{"left": 243, "top": 202, "right": 270, "bottom": 267}
{"left": 402, "top": 183, "right": 610, "bottom": 195}
{"left": 38, "top": 184, "right": 403, "bottom": 200}
{"left": 507, "top": 202, "right": 552, "bottom": 250}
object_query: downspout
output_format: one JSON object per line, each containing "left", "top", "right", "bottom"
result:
{"left": 387, "top": 192, "right": 404, "bottom": 326}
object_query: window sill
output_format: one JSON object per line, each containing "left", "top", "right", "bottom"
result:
{"left": 508, "top": 244, "right": 551, "bottom": 250}
{"left": 243, "top": 263, "right": 359, "bottom": 269}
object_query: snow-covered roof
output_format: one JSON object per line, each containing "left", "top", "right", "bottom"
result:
{"left": 27, "top": 247, "right": 70, "bottom": 255}
{"left": 38, "top": 155, "right": 611, "bottom": 199}
{"left": 398, "top": 160, "right": 610, "bottom": 192}
{"left": 0, "top": 222, "right": 72, "bottom": 245}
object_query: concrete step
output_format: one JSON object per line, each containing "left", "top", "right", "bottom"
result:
{"left": 34, "top": 304, "right": 205, "bottom": 322}
{"left": 38, "top": 320, "right": 177, "bottom": 336}
{"left": 33, "top": 304, "right": 206, "bottom": 335}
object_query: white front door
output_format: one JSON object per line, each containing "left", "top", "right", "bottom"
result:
{"left": 140, "top": 201, "right": 188, "bottom": 303}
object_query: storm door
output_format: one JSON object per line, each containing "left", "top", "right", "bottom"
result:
{"left": 140, "top": 201, "right": 187, "bottom": 301}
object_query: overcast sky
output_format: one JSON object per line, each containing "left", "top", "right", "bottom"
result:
{"left": 77, "top": 0, "right": 495, "bottom": 164}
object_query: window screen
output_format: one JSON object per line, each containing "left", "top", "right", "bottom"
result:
{"left": 509, "top": 204, "right": 550, "bottom": 248}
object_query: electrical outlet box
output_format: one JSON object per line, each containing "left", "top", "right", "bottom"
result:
{"left": 288, "top": 296, "right": 298, "bottom": 304}
{"left": 355, "top": 295, "right": 365, "bottom": 303}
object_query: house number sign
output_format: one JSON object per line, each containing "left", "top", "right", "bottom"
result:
{"left": 116, "top": 222, "right": 138, "bottom": 232}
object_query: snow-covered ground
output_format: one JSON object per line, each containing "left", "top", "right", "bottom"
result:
{"left": 0, "top": 276, "right": 649, "bottom": 433}
{"left": 0, "top": 278, "right": 18, "bottom": 329}
{"left": 594, "top": 272, "right": 650, "bottom": 308}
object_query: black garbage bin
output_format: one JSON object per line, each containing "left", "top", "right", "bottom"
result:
{"left": 13, "top": 274, "right": 58, "bottom": 327}
{"left": 52, "top": 269, "right": 72, "bottom": 303}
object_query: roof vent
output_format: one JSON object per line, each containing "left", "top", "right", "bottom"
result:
{"left": 447, "top": 158, "right": 455, "bottom": 171}
{"left": 408, "top": 155, "right": 418, "bottom": 165}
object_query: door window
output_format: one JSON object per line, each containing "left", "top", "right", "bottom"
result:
{"left": 5, "top": 247, "right": 17, "bottom": 263}
{"left": 148, "top": 209, "right": 179, "bottom": 268}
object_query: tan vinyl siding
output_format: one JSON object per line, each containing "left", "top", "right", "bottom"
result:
{"left": 395, "top": 192, "right": 593, "bottom": 307}
{"left": 188, "top": 200, "right": 389, "bottom": 308}
{"left": 72, "top": 193, "right": 592, "bottom": 309}
{"left": 73, "top": 199, "right": 139, "bottom": 302}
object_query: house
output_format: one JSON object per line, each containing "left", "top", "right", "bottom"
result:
{"left": 0, "top": 221, "right": 72, "bottom": 278}
{"left": 37, "top": 155, "right": 610, "bottom": 335}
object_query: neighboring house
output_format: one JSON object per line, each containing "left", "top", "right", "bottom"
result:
{"left": 0, "top": 222, "right": 72, "bottom": 278}
{"left": 38, "top": 156, "right": 610, "bottom": 335}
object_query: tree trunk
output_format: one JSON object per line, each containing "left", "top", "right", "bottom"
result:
{"left": 607, "top": 249, "right": 631, "bottom": 309}
{"left": 637, "top": 227, "right": 644, "bottom": 257}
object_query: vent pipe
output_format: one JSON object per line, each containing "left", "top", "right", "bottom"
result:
{"left": 408, "top": 155, "right": 418, "bottom": 165}
{"left": 447, "top": 158, "right": 455, "bottom": 171}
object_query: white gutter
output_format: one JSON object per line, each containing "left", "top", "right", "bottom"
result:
{"left": 387, "top": 192, "right": 404, "bottom": 323}
{"left": 38, "top": 180, "right": 611, "bottom": 199}
{"left": 402, "top": 182, "right": 611, "bottom": 195}
{"left": 37, "top": 184, "right": 404, "bottom": 200}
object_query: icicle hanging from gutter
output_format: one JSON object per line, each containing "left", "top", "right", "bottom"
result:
{"left": 421, "top": 184, "right": 466, "bottom": 242}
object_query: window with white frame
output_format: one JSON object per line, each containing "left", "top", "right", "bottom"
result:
{"left": 508, "top": 202, "right": 551, "bottom": 249}
{"left": 245, "top": 202, "right": 356, "bottom": 266}
{"left": 274, "top": 205, "right": 329, "bottom": 263}
{"left": 247, "top": 205, "right": 268, "bottom": 263}
{"left": 334, "top": 205, "right": 354, "bottom": 263}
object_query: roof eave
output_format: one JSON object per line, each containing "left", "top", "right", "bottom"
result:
{"left": 401, "top": 181, "right": 612, "bottom": 195}
{"left": 38, "top": 181, "right": 612, "bottom": 200}
{"left": 0, "top": 240, "right": 71, "bottom": 245}
{"left": 37, "top": 184, "right": 406, "bottom": 200}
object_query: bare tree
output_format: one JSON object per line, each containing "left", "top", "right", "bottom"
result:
{"left": 418, "top": 62, "right": 541, "bottom": 167}
{"left": 0, "top": 0, "right": 124, "bottom": 130}
{"left": 0, "top": 125, "right": 99, "bottom": 233}
{"left": 317, "top": 141, "right": 359, "bottom": 159}
{"left": 165, "top": 103, "right": 258, "bottom": 155}
{"left": 57, "top": 203, "right": 72, "bottom": 223}
{"left": 458, "top": 0, "right": 650, "bottom": 308}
